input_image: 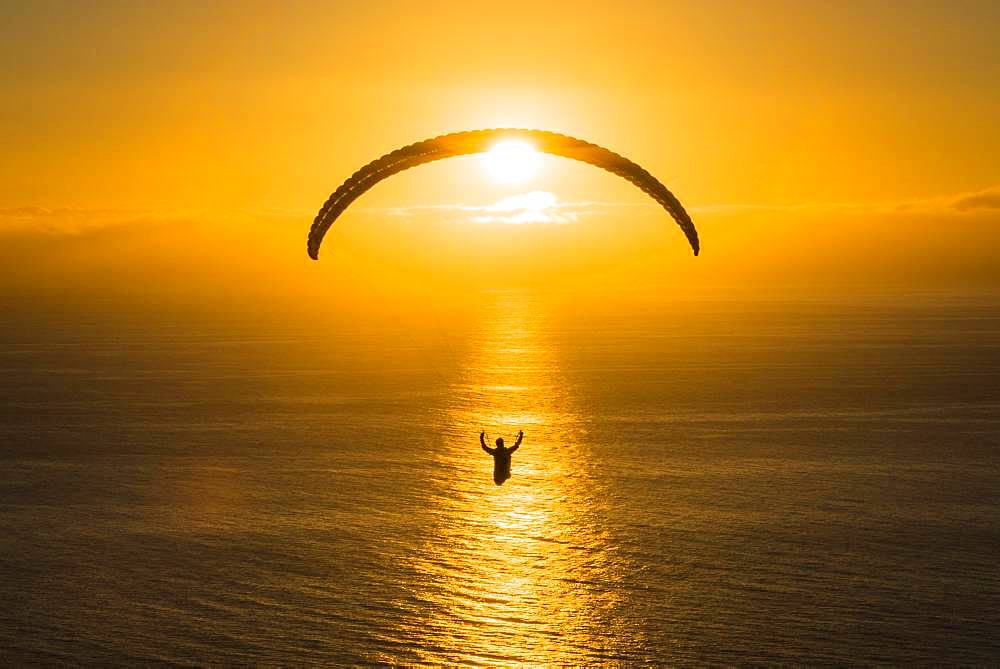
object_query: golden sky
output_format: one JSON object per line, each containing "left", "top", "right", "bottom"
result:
{"left": 2, "top": 1, "right": 999, "bottom": 307}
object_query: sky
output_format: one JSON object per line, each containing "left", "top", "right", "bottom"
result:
{"left": 2, "top": 0, "right": 999, "bottom": 316}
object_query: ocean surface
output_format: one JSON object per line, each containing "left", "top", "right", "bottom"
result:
{"left": 1, "top": 290, "right": 999, "bottom": 665}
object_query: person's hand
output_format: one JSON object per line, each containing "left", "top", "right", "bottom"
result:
{"left": 480, "top": 431, "right": 485, "bottom": 438}
{"left": 518, "top": 430, "right": 524, "bottom": 437}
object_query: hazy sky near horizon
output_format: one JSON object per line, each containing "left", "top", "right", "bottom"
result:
{"left": 2, "top": 0, "right": 999, "bottom": 302}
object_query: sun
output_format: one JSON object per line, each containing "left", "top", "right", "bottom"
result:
{"left": 481, "top": 140, "right": 542, "bottom": 184}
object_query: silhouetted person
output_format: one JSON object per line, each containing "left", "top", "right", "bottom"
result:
{"left": 481, "top": 430, "right": 523, "bottom": 485}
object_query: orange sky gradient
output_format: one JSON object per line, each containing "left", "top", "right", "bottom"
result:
{"left": 2, "top": 1, "right": 999, "bottom": 318}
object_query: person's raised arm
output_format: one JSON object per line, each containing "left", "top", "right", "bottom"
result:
{"left": 481, "top": 431, "right": 495, "bottom": 455}
{"left": 510, "top": 430, "right": 524, "bottom": 453}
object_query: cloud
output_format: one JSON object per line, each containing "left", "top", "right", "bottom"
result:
{"left": 382, "top": 190, "right": 653, "bottom": 225}
{"left": 465, "top": 191, "right": 576, "bottom": 224}
{"left": 0, "top": 206, "right": 181, "bottom": 235}
{"left": 6, "top": 182, "right": 999, "bottom": 240}
{"left": 384, "top": 191, "right": 980, "bottom": 223}
{"left": 689, "top": 184, "right": 1000, "bottom": 217}
{"left": 951, "top": 187, "right": 1000, "bottom": 212}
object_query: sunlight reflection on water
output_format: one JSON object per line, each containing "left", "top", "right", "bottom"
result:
{"left": 410, "top": 291, "right": 640, "bottom": 664}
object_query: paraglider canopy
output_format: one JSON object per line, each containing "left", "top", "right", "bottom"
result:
{"left": 307, "top": 129, "right": 699, "bottom": 260}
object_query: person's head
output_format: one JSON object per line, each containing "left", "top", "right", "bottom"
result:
{"left": 495, "top": 437, "right": 504, "bottom": 448}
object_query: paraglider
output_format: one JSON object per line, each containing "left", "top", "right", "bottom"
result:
{"left": 481, "top": 430, "right": 523, "bottom": 485}
{"left": 306, "top": 129, "right": 700, "bottom": 259}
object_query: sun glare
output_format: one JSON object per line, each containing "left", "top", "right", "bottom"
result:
{"left": 481, "top": 140, "right": 542, "bottom": 184}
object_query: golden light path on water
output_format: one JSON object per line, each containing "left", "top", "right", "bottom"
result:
{"left": 391, "top": 292, "right": 645, "bottom": 665}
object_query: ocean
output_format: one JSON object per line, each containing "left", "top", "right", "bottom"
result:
{"left": 1, "top": 289, "right": 998, "bottom": 664}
